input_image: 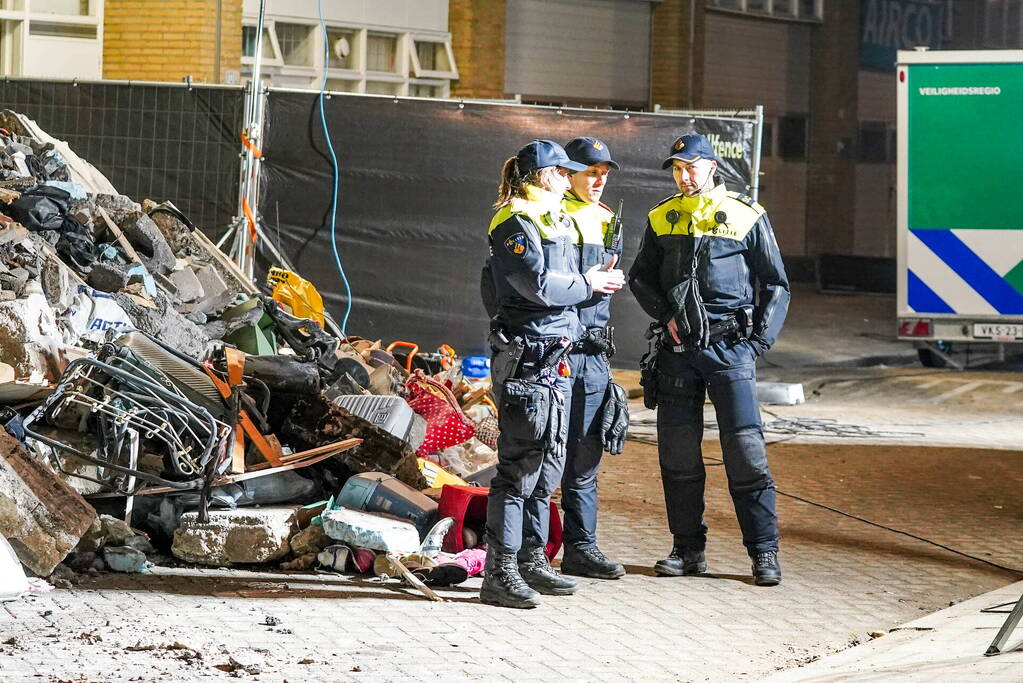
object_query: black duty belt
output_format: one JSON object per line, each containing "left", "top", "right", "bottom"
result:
{"left": 489, "top": 329, "right": 573, "bottom": 380}
{"left": 575, "top": 326, "right": 615, "bottom": 357}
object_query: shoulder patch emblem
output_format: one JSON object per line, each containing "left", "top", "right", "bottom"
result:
{"left": 504, "top": 232, "right": 528, "bottom": 256}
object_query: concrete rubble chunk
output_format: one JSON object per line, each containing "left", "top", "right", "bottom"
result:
{"left": 0, "top": 292, "right": 68, "bottom": 380}
{"left": 0, "top": 430, "right": 96, "bottom": 577}
{"left": 113, "top": 292, "right": 211, "bottom": 360}
{"left": 118, "top": 213, "right": 176, "bottom": 276}
{"left": 86, "top": 261, "right": 130, "bottom": 293}
{"left": 171, "top": 508, "right": 298, "bottom": 566}
{"left": 288, "top": 523, "right": 330, "bottom": 557}
{"left": 168, "top": 267, "right": 204, "bottom": 303}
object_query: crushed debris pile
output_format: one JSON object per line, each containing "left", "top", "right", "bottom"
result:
{"left": 0, "top": 110, "right": 499, "bottom": 598}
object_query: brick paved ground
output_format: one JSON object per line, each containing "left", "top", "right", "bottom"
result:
{"left": 2, "top": 439, "right": 1021, "bottom": 682}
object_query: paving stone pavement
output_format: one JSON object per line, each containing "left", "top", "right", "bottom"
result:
{"left": 2, "top": 439, "right": 1021, "bottom": 682}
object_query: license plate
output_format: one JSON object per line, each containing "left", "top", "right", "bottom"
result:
{"left": 973, "top": 323, "right": 1023, "bottom": 340}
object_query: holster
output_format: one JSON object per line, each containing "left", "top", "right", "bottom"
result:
{"left": 500, "top": 378, "right": 566, "bottom": 457}
{"left": 639, "top": 323, "right": 661, "bottom": 410}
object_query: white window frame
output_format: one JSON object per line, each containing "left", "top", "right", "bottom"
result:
{"left": 707, "top": 0, "right": 823, "bottom": 23}
{"left": 242, "top": 16, "right": 458, "bottom": 99}
{"left": 408, "top": 36, "right": 458, "bottom": 80}
{"left": 242, "top": 20, "right": 284, "bottom": 67}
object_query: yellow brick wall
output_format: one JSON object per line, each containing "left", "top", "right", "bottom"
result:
{"left": 449, "top": 0, "right": 506, "bottom": 99}
{"left": 650, "top": 0, "right": 705, "bottom": 109}
{"left": 103, "top": 0, "right": 242, "bottom": 83}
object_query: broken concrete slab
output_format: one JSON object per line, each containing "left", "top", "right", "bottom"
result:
{"left": 86, "top": 261, "right": 129, "bottom": 292}
{"left": 0, "top": 430, "right": 96, "bottom": 577}
{"left": 0, "top": 291, "right": 68, "bottom": 380}
{"left": 118, "top": 213, "right": 176, "bottom": 276}
{"left": 113, "top": 292, "right": 211, "bottom": 360}
{"left": 171, "top": 508, "right": 298, "bottom": 566}
{"left": 168, "top": 267, "right": 204, "bottom": 303}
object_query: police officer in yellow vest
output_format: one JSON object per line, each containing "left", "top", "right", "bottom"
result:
{"left": 481, "top": 139, "right": 626, "bottom": 608}
{"left": 628, "top": 133, "right": 790, "bottom": 586}
{"left": 558, "top": 137, "right": 629, "bottom": 580}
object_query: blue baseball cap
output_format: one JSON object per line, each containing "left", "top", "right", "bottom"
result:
{"left": 661, "top": 133, "right": 719, "bottom": 169}
{"left": 516, "top": 139, "right": 587, "bottom": 173}
{"left": 564, "top": 137, "right": 620, "bottom": 171}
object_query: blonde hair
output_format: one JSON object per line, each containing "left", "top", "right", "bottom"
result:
{"left": 494, "top": 158, "right": 563, "bottom": 208}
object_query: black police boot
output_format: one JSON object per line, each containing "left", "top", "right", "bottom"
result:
{"left": 479, "top": 552, "right": 541, "bottom": 609}
{"left": 653, "top": 546, "right": 708, "bottom": 577}
{"left": 752, "top": 551, "right": 782, "bottom": 586}
{"left": 518, "top": 547, "right": 578, "bottom": 595}
{"left": 561, "top": 545, "right": 626, "bottom": 580}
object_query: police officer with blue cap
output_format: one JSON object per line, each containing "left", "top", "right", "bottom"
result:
{"left": 557, "top": 137, "right": 629, "bottom": 580}
{"left": 628, "top": 133, "right": 790, "bottom": 586}
{"left": 480, "top": 139, "right": 626, "bottom": 608}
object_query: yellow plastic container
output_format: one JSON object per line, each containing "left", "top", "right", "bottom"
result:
{"left": 267, "top": 267, "right": 325, "bottom": 326}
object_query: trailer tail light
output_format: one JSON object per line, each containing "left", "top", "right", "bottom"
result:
{"left": 899, "top": 318, "right": 932, "bottom": 336}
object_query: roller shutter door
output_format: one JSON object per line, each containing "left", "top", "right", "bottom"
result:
{"left": 504, "top": 0, "right": 651, "bottom": 107}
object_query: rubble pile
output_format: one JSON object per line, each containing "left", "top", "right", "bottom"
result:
{"left": 0, "top": 110, "right": 499, "bottom": 600}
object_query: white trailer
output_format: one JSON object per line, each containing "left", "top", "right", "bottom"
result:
{"left": 896, "top": 49, "right": 1023, "bottom": 368}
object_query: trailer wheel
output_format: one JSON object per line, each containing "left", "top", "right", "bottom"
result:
{"left": 918, "top": 341, "right": 951, "bottom": 368}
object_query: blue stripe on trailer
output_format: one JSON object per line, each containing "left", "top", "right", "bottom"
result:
{"left": 907, "top": 269, "right": 955, "bottom": 314}
{"left": 912, "top": 229, "right": 1023, "bottom": 314}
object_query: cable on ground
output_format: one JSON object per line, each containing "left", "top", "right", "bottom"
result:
{"left": 626, "top": 434, "right": 1023, "bottom": 576}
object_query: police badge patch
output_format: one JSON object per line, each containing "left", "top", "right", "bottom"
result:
{"left": 504, "top": 232, "right": 528, "bottom": 255}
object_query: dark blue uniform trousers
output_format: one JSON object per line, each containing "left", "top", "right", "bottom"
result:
{"left": 486, "top": 374, "right": 572, "bottom": 556}
{"left": 655, "top": 340, "right": 778, "bottom": 556}
{"left": 561, "top": 352, "right": 610, "bottom": 550}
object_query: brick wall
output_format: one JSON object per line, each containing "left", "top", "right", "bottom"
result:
{"left": 104, "top": 0, "right": 242, "bottom": 83}
{"left": 449, "top": 0, "right": 506, "bottom": 99}
{"left": 650, "top": 0, "right": 705, "bottom": 109}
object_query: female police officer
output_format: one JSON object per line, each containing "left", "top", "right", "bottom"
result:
{"left": 480, "top": 139, "right": 625, "bottom": 608}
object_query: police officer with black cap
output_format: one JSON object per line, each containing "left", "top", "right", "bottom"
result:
{"left": 481, "top": 139, "right": 626, "bottom": 608}
{"left": 558, "top": 137, "right": 629, "bottom": 580}
{"left": 628, "top": 133, "right": 790, "bottom": 586}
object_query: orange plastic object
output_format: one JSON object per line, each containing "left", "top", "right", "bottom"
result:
{"left": 438, "top": 344, "right": 456, "bottom": 370}
{"left": 386, "top": 341, "right": 419, "bottom": 372}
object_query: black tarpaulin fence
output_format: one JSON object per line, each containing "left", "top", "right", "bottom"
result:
{"left": 259, "top": 90, "right": 758, "bottom": 366}
{"left": 0, "top": 78, "right": 244, "bottom": 232}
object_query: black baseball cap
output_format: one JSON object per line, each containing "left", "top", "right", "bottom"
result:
{"left": 564, "top": 137, "right": 621, "bottom": 171}
{"left": 661, "top": 133, "right": 719, "bottom": 169}
{"left": 516, "top": 139, "right": 587, "bottom": 173}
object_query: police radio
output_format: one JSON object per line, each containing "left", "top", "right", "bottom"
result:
{"left": 605, "top": 199, "right": 624, "bottom": 251}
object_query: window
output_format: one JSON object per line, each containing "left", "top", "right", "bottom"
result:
{"left": 29, "top": 21, "right": 94, "bottom": 38}
{"left": 327, "top": 29, "right": 356, "bottom": 69}
{"left": 857, "top": 122, "right": 892, "bottom": 163}
{"left": 242, "top": 25, "right": 275, "bottom": 60}
{"left": 31, "top": 0, "right": 88, "bottom": 15}
{"left": 416, "top": 41, "right": 446, "bottom": 72}
{"left": 983, "top": 0, "right": 1023, "bottom": 48}
{"left": 366, "top": 33, "right": 397, "bottom": 72}
{"left": 276, "top": 23, "right": 314, "bottom": 67}
{"left": 365, "top": 80, "right": 401, "bottom": 95}
{"left": 760, "top": 120, "right": 774, "bottom": 157}
{"left": 409, "top": 82, "right": 441, "bottom": 98}
{"left": 707, "top": 0, "right": 821, "bottom": 21}
{"left": 778, "top": 114, "right": 807, "bottom": 160}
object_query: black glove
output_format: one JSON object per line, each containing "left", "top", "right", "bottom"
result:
{"left": 600, "top": 382, "right": 629, "bottom": 455}
{"left": 747, "top": 334, "right": 770, "bottom": 357}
